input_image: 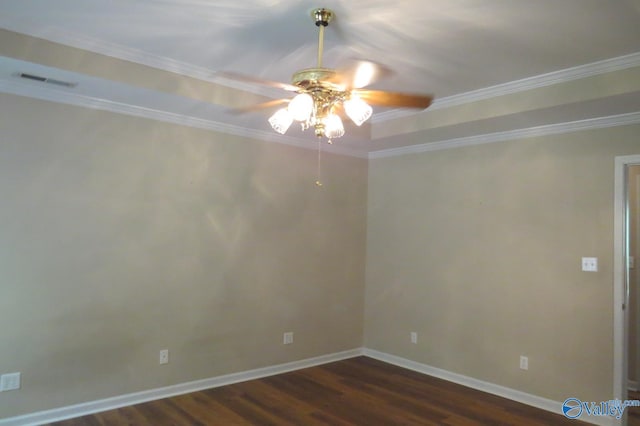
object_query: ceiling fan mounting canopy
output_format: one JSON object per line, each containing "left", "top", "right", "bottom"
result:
{"left": 312, "top": 8, "right": 333, "bottom": 27}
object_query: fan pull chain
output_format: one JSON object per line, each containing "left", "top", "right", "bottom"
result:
{"left": 315, "top": 138, "right": 323, "bottom": 187}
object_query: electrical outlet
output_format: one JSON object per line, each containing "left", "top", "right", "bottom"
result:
{"left": 581, "top": 257, "right": 598, "bottom": 272}
{"left": 410, "top": 332, "right": 418, "bottom": 344}
{"left": 0, "top": 372, "right": 21, "bottom": 391}
{"left": 283, "top": 332, "right": 294, "bottom": 345}
{"left": 520, "top": 356, "right": 528, "bottom": 370}
{"left": 159, "top": 349, "right": 169, "bottom": 365}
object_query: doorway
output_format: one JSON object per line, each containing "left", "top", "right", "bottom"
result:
{"left": 628, "top": 165, "right": 640, "bottom": 426}
{"left": 615, "top": 156, "right": 640, "bottom": 426}
{"left": 629, "top": 166, "right": 640, "bottom": 392}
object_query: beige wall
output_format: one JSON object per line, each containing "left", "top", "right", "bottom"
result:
{"left": 366, "top": 125, "right": 640, "bottom": 403}
{"left": 2, "top": 88, "right": 639, "bottom": 420}
{"left": 0, "top": 94, "right": 368, "bottom": 418}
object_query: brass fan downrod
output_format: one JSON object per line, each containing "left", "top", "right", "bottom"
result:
{"left": 290, "top": 8, "right": 337, "bottom": 87}
{"left": 312, "top": 8, "right": 333, "bottom": 68}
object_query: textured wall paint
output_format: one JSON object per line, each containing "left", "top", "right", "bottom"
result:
{"left": 365, "top": 125, "right": 640, "bottom": 403}
{"left": 2, "top": 89, "right": 639, "bottom": 420}
{"left": 0, "top": 94, "right": 367, "bottom": 418}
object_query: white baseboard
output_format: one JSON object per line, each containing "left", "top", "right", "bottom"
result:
{"left": 1, "top": 347, "right": 619, "bottom": 426}
{"left": 362, "top": 348, "right": 615, "bottom": 426}
{"left": 0, "top": 348, "right": 364, "bottom": 426}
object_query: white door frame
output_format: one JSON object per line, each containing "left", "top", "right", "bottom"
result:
{"left": 614, "top": 155, "right": 640, "bottom": 426}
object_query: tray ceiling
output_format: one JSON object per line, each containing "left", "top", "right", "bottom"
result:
{"left": 1, "top": 0, "right": 639, "bottom": 157}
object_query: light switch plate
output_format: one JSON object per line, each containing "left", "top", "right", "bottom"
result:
{"left": 0, "top": 372, "right": 21, "bottom": 391}
{"left": 582, "top": 257, "right": 598, "bottom": 272}
{"left": 159, "top": 349, "right": 169, "bottom": 365}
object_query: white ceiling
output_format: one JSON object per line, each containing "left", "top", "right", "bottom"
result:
{"left": 1, "top": 0, "right": 639, "bottom": 157}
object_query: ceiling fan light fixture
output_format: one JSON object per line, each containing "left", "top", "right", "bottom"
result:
{"left": 268, "top": 108, "right": 293, "bottom": 134}
{"left": 353, "top": 62, "right": 377, "bottom": 89}
{"left": 323, "top": 113, "right": 344, "bottom": 139}
{"left": 229, "top": 7, "right": 432, "bottom": 145}
{"left": 344, "top": 95, "right": 372, "bottom": 126}
{"left": 288, "top": 93, "right": 313, "bottom": 121}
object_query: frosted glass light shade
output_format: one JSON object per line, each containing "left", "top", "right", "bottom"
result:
{"left": 287, "top": 93, "right": 313, "bottom": 122}
{"left": 344, "top": 96, "right": 372, "bottom": 126}
{"left": 323, "top": 113, "right": 344, "bottom": 139}
{"left": 352, "top": 61, "right": 376, "bottom": 88}
{"left": 268, "top": 108, "right": 293, "bottom": 134}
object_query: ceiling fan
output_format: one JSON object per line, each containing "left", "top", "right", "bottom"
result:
{"left": 221, "top": 8, "right": 434, "bottom": 142}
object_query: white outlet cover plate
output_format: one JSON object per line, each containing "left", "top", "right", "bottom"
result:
{"left": 519, "top": 356, "right": 528, "bottom": 370}
{"left": 582, "top": 257, "right": 598, "bottom": 272}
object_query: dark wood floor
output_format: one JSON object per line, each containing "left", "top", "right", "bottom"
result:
{"left": 47, "top": 356, "right": 588, "bottom": 425}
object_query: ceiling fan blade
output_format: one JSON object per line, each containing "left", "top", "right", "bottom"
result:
{"left": 216, "top": 71, "right": 299, "bottom": 92}
{"left": 355, "top": 90, "right": 433, "bottom": 109}
{"left": 230, "top": 98, "right": 290, "bottom": 114}
{"left": 331, "top": 60, "right": 393, "bottom": 89}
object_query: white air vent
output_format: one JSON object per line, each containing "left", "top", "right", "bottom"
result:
{"left": 15, "top": 72, "right": 77, "bottom": 88}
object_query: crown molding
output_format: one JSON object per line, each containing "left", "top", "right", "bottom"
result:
{"left": 369, "top": 111, "right": 640, "bottom": 159}
{"left": 0, "top": 19, "right": 281, "bottom": 99}
{"left": 372, "top": 51, "right": 640, "bottom": 123}
{"left": 0, "top": 78, "right": 368, "bottom": 159}
{"left": 2, "top": 74, "right": 636, "bottom": 161}
{"left": 2, "top": 18, "right": 639, "bottom": 160}
{"left": 4, "top": 17, "right": 639, "bottom": 127}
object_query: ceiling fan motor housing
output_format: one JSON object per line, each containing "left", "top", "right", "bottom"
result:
{"left": 291, "top": 68, "right": 337, "bottom": 88}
